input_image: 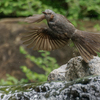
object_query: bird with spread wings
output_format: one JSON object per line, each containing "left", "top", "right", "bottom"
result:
{"left": 21, "top": 9, "right": 100, "bottom": 63}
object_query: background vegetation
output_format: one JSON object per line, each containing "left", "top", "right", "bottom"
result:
{"left": 0, "top": 0, "right": 100, "bottom": 19}
{"left": 0, "top": 47, "right": 59, "bottom": 85}
{"left": 0, "top": 0, "right": 100, "bottom": 85}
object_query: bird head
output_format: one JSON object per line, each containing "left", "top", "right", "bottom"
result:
{"left": 42, "top": 9, "right": 56, "bottom": 21}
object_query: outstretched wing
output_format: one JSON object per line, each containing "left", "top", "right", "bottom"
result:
{"left": 21, "top": 24, "right": 69, "bottom": 51}
{"left": 25, "top": 14, "right": 45, "bottom": 23}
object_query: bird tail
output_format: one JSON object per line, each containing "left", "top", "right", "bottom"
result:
{"left": 71, "top": 29, "right": 100, "bottom": 62}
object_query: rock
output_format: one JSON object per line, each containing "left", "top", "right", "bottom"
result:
{"left": 48, "top": 64, "right": 67, "bottom": 81}
{"left": 65, "top": 56, "right": 100, "bottom": 81}
{"left": 48, "top": 56, "right": 100, "bottom": 81}
{"left": 0, "top": 75, "right": 100, "bottom": 100}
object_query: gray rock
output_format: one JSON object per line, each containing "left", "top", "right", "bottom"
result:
{"left": 47, "top": 64, "right": 67, "bottom": 81}
{"left": 65, "top": 56, "right": 100, "bottom": 81}
{"left": 1, "top": 75, "right": 100, "bottom": 100}
{"left": 48, "top": 56, "right": 100, "bottom": 81}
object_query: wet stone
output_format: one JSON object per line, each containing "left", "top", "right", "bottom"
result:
{"left": 0, "top": 76, "right": 100, "bottom": 100}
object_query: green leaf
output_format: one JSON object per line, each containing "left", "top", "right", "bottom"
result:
{"left": 19, "top": 46, "right": 27, "bottom": 54}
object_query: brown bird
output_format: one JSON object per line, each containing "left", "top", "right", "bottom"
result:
{"left": 21, "top": 9, "right": 100, "bottom": 63}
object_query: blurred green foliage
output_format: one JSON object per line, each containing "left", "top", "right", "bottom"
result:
{"left": 0, "top": 47, "right": 59, "bottom": 85}
{"left": 65, "top": 0, "right": 100, "bottom": 19}
{"left": 0, "top": 74, "right": 27, "bottom": 85}
{"left": 94, "top": 24, "right": 100, "bottom": 31}
{"left": 0, "top": 0, "right": 100, "bottom": 20}
{"left": 20, "top": 46, "right": 59, "bottom": 82}
{"left": 0, "top": 0, "right": 63, "bottom": 17}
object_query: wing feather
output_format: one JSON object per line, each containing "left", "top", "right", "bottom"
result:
{"left": 25, "top": 14, "right": 45, "bottom": 23}
{"left": 21, "top": 24, "right": 69, "bottom": 51}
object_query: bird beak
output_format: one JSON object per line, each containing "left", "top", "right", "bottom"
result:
{"left": 42, "top": 12, "right": 46, "bottom": 14}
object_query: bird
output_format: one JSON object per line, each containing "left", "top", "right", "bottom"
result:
{"left": 21, "top": 9, "right": 100, "bottom": 63}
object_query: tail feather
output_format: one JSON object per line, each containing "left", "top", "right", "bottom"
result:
{"left": 79, "top": 39, "right": 97, "bottom": 56}
{"left": 74, "top": 42, "right": 93, "bottom": 62}
{"left": 72, "top": 30, "right": 100, "bottom": 62}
